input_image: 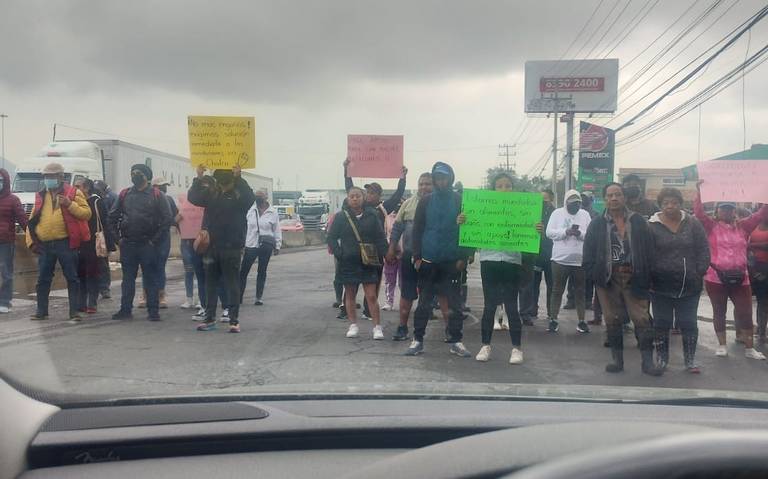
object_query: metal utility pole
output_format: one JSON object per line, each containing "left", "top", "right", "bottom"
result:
{"left": 0, "top": 114, "right": 6, "bottom": 169}
{"left": 552, "top": 94, "right": 559, "bottom": 207}
{"left": 498, "top": 143, "right": 516, "bottom": 171}
{"left": 563, "top": 112, "right": 574, "bottom": 192}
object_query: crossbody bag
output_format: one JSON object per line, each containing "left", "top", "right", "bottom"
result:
{"left": 343, "top": 210, "right": 381, "bottom": 267}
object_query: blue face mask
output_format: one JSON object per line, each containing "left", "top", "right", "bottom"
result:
{"left": 43, "top": 178, "right": 59, "bottom": 190}
{"left": 0, "top": 180, "right": 4, "bottom": 190}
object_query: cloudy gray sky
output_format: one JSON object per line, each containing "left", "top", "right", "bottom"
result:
{"left": 1, "top": 0, "right": 767, "bottom": 191}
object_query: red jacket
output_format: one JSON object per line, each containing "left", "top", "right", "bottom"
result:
{"left": 32, "top": 184, "right": 91, "bottom": 249}
{"left": 0, "top": 169, "right": 28, "bottom": 243}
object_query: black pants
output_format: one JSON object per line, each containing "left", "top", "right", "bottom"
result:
{"left": 480, "top": 261, "right": 522, "bottom": 346}
{"left": 413, "top": 261, "right": 464, "bottom": 343}
{"left": 239, "top": 246, "right": 273, "bottom": 303}
{"left": 333, "top": 257, "right": 344, "bottom": 303}
{"left": 204, "top": 247, "right": 242, "bottom": 324}
{"left": 651, "top": 293, "right": 699, "bottom": 333}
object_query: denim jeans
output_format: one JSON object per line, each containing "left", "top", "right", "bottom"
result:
{"left": 0, "top": 242, "right": 15, "bottom": 307}
{"left": 36, "top": 239, "right": 80, "bottom": 316}
{"left": 119, "top": 240, "right": 160, "bottom": 315}
{"left": 157, "top": 232, "right": 171, "bottom": 290}
{"left": 239, "top": 246, "right": 272, "bottom": 303}
{"left": 180, "top": 239, "right": 206, "bottom": 305}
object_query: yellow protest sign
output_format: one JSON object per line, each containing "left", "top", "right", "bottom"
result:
{"left": 188, "top": 116, "right": 255, "bottom": 169}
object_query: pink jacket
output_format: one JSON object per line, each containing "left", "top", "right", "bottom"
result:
{"left": 693, "top": 194, "right": 768, "bottom": 285}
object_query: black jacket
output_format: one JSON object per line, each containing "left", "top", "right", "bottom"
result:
{"left": 327, "top": 206, "right": 388, "bottom": 261}
{"left": 648, "top": 211, "right": 710, "bottom": 298}
{"left": 583, "top": 209, "right": 654, "bottom": 299}
{"left": 109, "top": 186, "right": 172, "bottom": 245}
{"left": 188, "top": 176, "right": 256, "bottom": 250}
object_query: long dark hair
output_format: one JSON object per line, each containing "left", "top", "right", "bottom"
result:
{"left": 489, "top": 172, "right": 514, "bottom": 190}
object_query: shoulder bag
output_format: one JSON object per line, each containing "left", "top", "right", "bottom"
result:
{"left": 93, "top": 198, "right": 109, "bottom": 258}
{"left": 344, "top": 210, "right": 381, "bottom": 267}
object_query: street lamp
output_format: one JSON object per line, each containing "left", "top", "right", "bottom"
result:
{"left": 0, "top": 114, "right": 6, "bottom": 169}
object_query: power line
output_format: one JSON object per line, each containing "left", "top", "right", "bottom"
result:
{"left": 614, "top": 5, "right": 768, "bottom": 132}
{"left": 616, "top": 43, "right": 768, "bottom": 146}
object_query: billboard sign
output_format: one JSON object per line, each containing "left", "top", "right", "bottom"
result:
{"left": 525, "top": 59, "right": 619, "bottom": 113}
{"left": 577, "top": 122, "right": 615, "bottom": 211}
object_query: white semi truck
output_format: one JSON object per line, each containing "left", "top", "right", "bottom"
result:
{"left": 296, "top": 189, "right": 346, "bottom": 231}
{"left": 13, "top": 140, "right": 273, "bottom": 215}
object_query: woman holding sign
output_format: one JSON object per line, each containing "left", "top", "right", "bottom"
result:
{"left": 694, "top": 180, "right": 768, "bottom": 360}
{"left": 327, "top": 187, "right": 388, "bottom": 340}
{"left": 457, "top": 173, "right": 541, "bottom": 365}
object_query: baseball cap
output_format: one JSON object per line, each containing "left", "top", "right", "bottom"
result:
{"left": 363, "top": 182, "right": 383, "bottom": 195}
{"left": 152, "top": 177, "right": 170, "bottom": 187}
{"left": 717, "top": 202, "right": 737, "bottom": 209}
{"left": 565, "top": 189, "right": 582, "bottom": 204}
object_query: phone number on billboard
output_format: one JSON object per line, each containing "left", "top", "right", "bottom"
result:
{"left": 539, "top": 77, "right": 605, "bottom": 92}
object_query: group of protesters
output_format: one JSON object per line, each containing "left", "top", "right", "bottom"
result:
{"left": 327, "top": 162, "right": 768, "bottom": 375}
{"left": 0, "top": 161, "right": 281, "bottom": 334}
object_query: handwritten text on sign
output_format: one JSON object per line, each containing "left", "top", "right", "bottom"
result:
{"left": 459, "top": 189, "right": 542, "bottom": 254}
{"left": 347, "top": 134, "right": 404, "bottom": 178}
{"left": 698, "top": 160, "right": 768, "bottom": 203}
{"left": 188, "top": 116, "right": 255, "bottom": 169}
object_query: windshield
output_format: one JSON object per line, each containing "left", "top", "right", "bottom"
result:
{"left": 3, "top": 1, "right": 768, "bottom": 407}
{"left": 12, "top": 172, "right": 73, "bottom": 193}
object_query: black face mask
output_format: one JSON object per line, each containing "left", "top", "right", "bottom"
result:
{"left": 567, "top": 203, "right": 581, "bottom": 215}
{"left": 131, "top": 174, "right": 145, "bottom": 187}
{"left": 625, "top": 186, "right": 641, "bottom": 199}
{"left": 256, "top": 198, "right": 266, "bottom": 206}
{"left": 159, "top": 185, "right": 168, "bottom": 194}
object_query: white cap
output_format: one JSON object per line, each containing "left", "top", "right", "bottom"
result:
{"left": 564, "top": 189, "right": 582, "bottom": 205}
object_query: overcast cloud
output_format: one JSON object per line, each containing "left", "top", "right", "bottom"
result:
{"left": 1, "top": 0, "right": 767, "bottom": 191}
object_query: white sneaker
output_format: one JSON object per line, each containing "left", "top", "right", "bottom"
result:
{"left": 0, "top": 306, "right": 10, "bottom": 314}
{"left": 501, "top": 317, "right": 510, "bottom": 330}
{"left": 509, "top": 348, "right": 524, "bottom": 365}
{"left": 219, "top": 309, "right": 230, "bottom": 322}
{"left": 180, "top": 298, "right": 193, "bottom": 309}
{"left": 372, "top": 325, "right": 384, "bottom": 340}
{"left": 346, "top": 323, "right": 360, "bottom": 338}
{"left": 745, "top": 348, "right": 766, "bottom": 360}
{"left": 361, "top": 313, "right": 372, "bottom": 321}
{"left": 715, "top": 345, "right": 728, "bottom": 357}
{"left": 381, "top": 303, "right": 393, "bottom": 311}
{"left": 493, "top": 321, "right": 502, "bottom": 331}
{"left": 475, "top": 345, "right": 491, "bottom": 362}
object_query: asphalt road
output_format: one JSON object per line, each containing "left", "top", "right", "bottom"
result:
{"left": 1, "top": 247, "right": 768, "bottom": 398}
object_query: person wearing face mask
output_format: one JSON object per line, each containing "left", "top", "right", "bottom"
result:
{"left": 694, "top": 180, "right": 768, "bottom": 360}
{"left": 240, "top": 191, "right": 282, "bottom": 306}
{"left": 622, "top": 174, "right": 659, "bottom": 219}
{"left": 109, "top": 164, "right": 173, "bottom": 321}
{"left": 150, "top": 177, "right": 180, "bottom": 309}
{"left": 26, "top": 162, "right": 92, "bottom": 321}
{"left": 546, "top": 189, "right": 593, "bottom": 334}
{"left": 188, "top": 165, "right": 256, "bottom": 333}
{"left": 93, "top": 180, "right": 117, "bottom": 299}
{"left": 73, "top": 178, "right": 115, "bottom": 315}
{"left": 0, "top": 168, "right": 28, "bottom": 314}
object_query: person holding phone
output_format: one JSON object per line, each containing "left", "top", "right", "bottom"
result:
{"left": 25, "top": 162, "right": 92, "bottom": 321}
{"left": 546, "top": 189, "right": 592, "bottom": 334}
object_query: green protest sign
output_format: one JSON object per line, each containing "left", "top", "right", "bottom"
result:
{"left": 459, "top": 189, "right": 542, "bottom": 254}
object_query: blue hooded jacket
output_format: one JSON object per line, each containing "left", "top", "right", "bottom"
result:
{"left": 412, "top": 162, "right": 473, "bottom": 263}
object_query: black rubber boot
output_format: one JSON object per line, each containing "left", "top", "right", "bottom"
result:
{"left": 605, "top": 331, "right": 624, "bottom": 373}
{"left": 655, "top": 328, "right": 670, "bottom": 371}
{"left": 682, "top": 330, "right": 700, "bottom": 372}
{"left": 640, "top": 330, "right": 664, "bottom": 377}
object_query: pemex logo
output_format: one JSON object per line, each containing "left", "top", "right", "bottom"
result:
{"left": 580, "top": 124, "right": 609, "bottom": 152}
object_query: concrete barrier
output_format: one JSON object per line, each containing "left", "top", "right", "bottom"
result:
{"left": 282, "top": 230, "right": 326, "bottom": 248}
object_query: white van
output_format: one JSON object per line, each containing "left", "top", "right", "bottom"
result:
{"left": 13, "top": 142, "right": 104, "bottom": 216}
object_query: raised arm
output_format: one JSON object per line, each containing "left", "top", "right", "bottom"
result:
{"left": 382, "top": 167, "right": 408, "bottom": 213}
{"left": 343, "top": 159, "right": 354, "bottom": 192}
{"left": 693, "top": 190, "right": 716, "bottom": 233}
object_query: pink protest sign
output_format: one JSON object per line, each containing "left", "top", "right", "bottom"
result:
{"left": 177, "top": 194, "right": 205, "bottom": 240}
{"left": 698, "top": 160, "right": 768, "bottom": 203}
{"left": 346, "top": 134, "right": 404, "bottom": 178}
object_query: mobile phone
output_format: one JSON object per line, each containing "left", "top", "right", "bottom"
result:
{"left": 571, "top": 224, "right": 579, "bottom": 231}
